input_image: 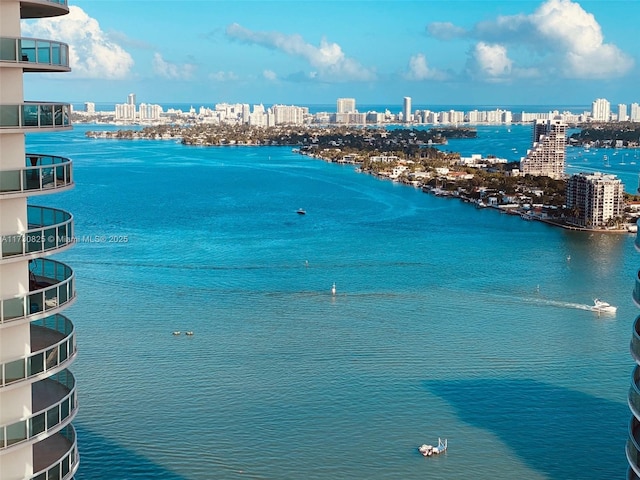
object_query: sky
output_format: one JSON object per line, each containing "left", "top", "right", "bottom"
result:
{"left": 20, "top": 0, "right": 640, "bottom": 108}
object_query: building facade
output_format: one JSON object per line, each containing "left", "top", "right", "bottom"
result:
{"left": 630, "top": 177, "right": 640, "bottom": 477}
{"left": 403, "top": 96, "right": 411, "bottom": 123}
{"left": 565, "top": 173, "right": 623, "bottom": 228}
{"left": 591, "top": 98, "right": 611, "bottom": 122}
{"left": 0, "top": 1, "right": 78, "bottom": 479}
{"left": 336, "top": 98, "right": 356, "bottom": 114}
{"left": 520, "top": 119, "right": 567, "bottom": 179}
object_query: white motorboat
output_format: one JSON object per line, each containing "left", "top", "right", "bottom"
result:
{"left": 418, "top": 438, "right": 447, "bottom": 457}
{"left": 591, "top": 299, "right": 617, "bottom": 314}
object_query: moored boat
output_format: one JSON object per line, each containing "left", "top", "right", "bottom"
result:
{"left": 418, "top": 438, "right": 447, "bottom": 457}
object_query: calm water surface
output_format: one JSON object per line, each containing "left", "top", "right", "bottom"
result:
{"left": 28, "top": 124, "right": 638, "bottom": 479}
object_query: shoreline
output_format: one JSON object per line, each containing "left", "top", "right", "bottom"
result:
{"left": 307, "top": 151, "right": 637, "bottom": 235}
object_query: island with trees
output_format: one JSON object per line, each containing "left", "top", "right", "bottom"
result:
{"left": 85, "top": 123, "right": 640, "bottom": 232}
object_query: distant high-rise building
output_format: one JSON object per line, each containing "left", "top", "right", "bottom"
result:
{"left": 336, "top": 98, "right": 356, "bottom": 114}
{"left": 565, "top": 172, "right": 623, "bottom": 228}
{"left": 403, "top": 96, "right": 412, "bottom": 123}
{"left": 139, "top": 103, "right": 163, "bottom": 121}
{"left": 0, "top": 1, "right": 79, "bottom": 478}
{"left": 84, "top": 102, "right": 95, "bottom": 113}
{"left": 630, "top": 103, "right": 640, "bottom": 122}
{"left": 127, "top": 93, "right": 136, "bottom": 106}
{"left": 591, "top": 98, "right": 610, "bottom": 122}
{"left": 618, "top": 104, "right": 628, "bottom": 122}
{"left": 115, "top": 103, "right": 137, "bottom": 121}
{"left": 271, "top": 104, "right": 305, "bottom": 125}
{"left": 520, "top": 119, "right": 567, "bottom": 179}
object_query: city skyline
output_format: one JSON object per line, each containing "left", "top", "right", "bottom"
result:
{"left": 20, "top": 0, "right": 640, "bottom": 106}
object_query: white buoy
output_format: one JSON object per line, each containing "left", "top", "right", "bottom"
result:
{"left": 331, "top": 283, "right": 336, "bottom": 296}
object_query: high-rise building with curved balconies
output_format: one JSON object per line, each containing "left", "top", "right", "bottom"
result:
{"left": 0, "top": 1, "right": 78, "bottom": 479}
{"left": 630, "top": 222, "right": 640, "bottom": 478}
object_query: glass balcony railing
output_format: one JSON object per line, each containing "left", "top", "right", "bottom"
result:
{"left": 0, "top": 315, "right": 75, "bottom": 387}
{"left": 632, "top": 317, "right": 640, "bottom": 362}
{"left": 629, "top": 437, "right": 640, "bottom": 478}
{"left": 0, "top": 37, "right": 69, "bottom": 69}
{"left": 0, "top": 370, "right": 76, "bottom": 450}
{"left": 0, "top": 103, "right": 71, "bottom": 130}
{"left": 629, "top": 418, "right": 640, "bottom": 477}
{"left": 630, "top": 367, "right": 640, "bottom": 419}
{"left": 31, "top": 425, "right": 79, "bottom": 480}
{"left": 0, "top": 258, "right": 75, "bottom": 325}
{"left": 1, "top": 206, "right": 73, "bottom": 260}
{"left": 0, "top": 153, "right": 73, "bottom": 195}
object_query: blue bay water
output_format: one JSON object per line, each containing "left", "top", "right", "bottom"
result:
{"left": 27, "top": 124, "right": 638, "bottom": 479}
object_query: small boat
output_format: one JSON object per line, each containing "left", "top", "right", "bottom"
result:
{"left": 331, "top": 282, "right": 336, "bottom": 296}
{"left": 296, "top": 208, "right": 306, "bottom": 215}
{"left": 591, "top": 299, "right": 617, "bottom": 314}
{"left": 418, "top": 438, "right": 447, "bottom": 457}
{"left": 185, "top": 331, "right": 194, "bottom": 336}
{"left": 172, "top": 331, "right": 181, "bottom": 336}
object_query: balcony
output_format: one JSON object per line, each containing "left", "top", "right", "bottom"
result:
{"left": 31, "top": 425, "right": 78, "bottom": 480}
{"left": 1, "top": 206, "right": 73, "bottom": 262}
{"left": 20, "top": 0, "right": 69, "bottom": 19}
{"left": 0, "top": 37, "right": 69, "bottom": 72}
{"left": 0, "top": 154, "right": 73, "bottom": 197}
{"left": 0, "top": 370, "right": 77, "bottom": 451}
{"left": 0, "top": 103, "right": 71, "bottom": 132}
{"left": 0, "top": 258, "right": 75, "bottom": 325}
{"left": 1, "top": 315, "right": 75, "bottom": 388}
{"left": 629, "top": 416, "right": 640, "bottom": 478}
{"left": 632, "top": 317, "right": 640, "bottom": 363}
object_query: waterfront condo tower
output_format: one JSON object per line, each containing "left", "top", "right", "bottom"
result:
{"left": 520, "top": 119, "right": 567, "bottom": 180}
{"left": 565, "top": 172, "right": 623, "bottom": 228}
{"left": 0, "top": 1, "right": 78, "bottom": 479}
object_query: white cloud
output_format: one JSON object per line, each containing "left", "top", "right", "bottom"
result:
{"left": 426, "top": 22, "right": 467, "bottom": 40}
{"left": 404, "top": 53, "right": 447, "bottom": 81}
{"left": 428, "top": 0, "right": 633, "bottom": 80}
{"left": 21, "top": 6, "right": 133, "bottom": 79}
{"left": 263, "top": 70, "right": 277, "bottom": 81}
{"left": 470, "top": 42, "right": 512, "bottom": 80}
{"left": 530, "top": 0, "right": 632, "bottom": 78}
{"left": 152, "top": 53, "right": 196, "bottom": 80}
{"left": 225, "top": 23, "right": 375, "bottom": 82}
{"left": 208, "top": 71, "right": 238, "bottom": 82}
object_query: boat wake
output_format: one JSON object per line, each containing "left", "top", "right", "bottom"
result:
{"left": 527, "top": 297, "right": 616, "bottom": 315}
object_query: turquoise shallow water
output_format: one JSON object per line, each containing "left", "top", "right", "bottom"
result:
{"left": 28, "top": 124, "right": 638, "bottom": 479}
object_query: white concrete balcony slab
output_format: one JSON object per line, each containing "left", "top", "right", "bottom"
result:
{"left": 0, "top": 154, "right": 73, "bottom": 198}
{"left": 0, "top": 370, "right": 77, "bottom": 451}
{"left": 31, "top": 425, "right": 79, "bottom": 480}
{"left": 0, "top": 258, "right": 75, "bottom": 325}
{"left": 1, "top": 206, "right": 74, "bottom": 262}
{"left": 20, "top": 0, "right": 69, "bottom": 19}
{"left": 0, "top": 314, "right": 75, "bottom": 388}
